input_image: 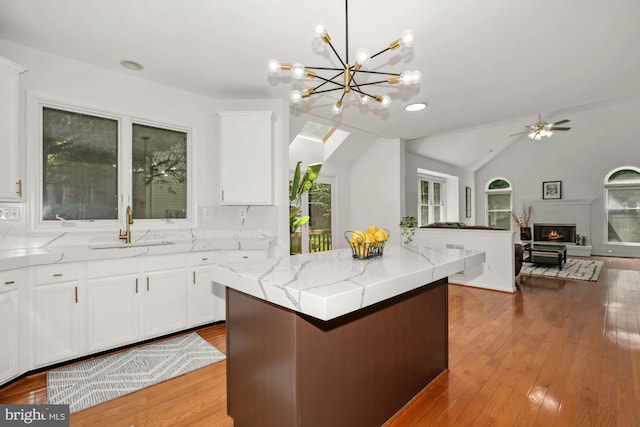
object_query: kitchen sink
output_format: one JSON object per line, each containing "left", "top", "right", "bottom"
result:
{"left": 89, "top": 240, "right": 175, "bottom": 249}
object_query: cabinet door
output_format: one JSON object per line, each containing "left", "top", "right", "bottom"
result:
{"left": 219, "top": 111, "right": 272, "bottom": 205}
{"left": 87, "top": 274, "right": 139, "bottom": 353}
{"left": 143, "top": 269, "right": 187, "bottom": 339}
{"left": 0, "top": 289, "right": 19, "bottom": 384}
{"left": 0, "top": 57, "right": 26, "bottom": 201}
{"left": 188, "top": 266, "right": 218, "bottom": 326}
{"left": 33, "top": 282, "right": 81, "bottom": 367}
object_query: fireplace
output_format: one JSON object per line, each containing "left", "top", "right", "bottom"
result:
{"left": 533, "top": 223, "right": 577, "bottom": 244}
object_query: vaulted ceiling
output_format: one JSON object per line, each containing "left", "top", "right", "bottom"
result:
{"left": 2, "top": 0, "right": 640, "bottom": 169}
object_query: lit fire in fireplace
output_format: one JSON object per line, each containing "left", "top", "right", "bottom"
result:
{"left": 546, "top": 230, "right": 563, "bottom": 241}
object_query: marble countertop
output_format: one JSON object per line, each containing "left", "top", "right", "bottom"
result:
{"left": 0, "top": 230, "right": 276, "bottom": 271}
{"left": 210, "top": 244, "right": 485, "bottom": 321}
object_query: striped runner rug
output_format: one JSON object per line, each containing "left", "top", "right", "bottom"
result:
{"left": 47, "top": 333, "right": 225, "bottom": 413}
{"left": 520, "top": 258, "right": 603, "bottom": 282}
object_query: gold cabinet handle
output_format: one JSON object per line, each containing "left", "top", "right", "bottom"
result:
{"left": 75, "top": 286, "right": 78, "bottom": 304}
{"left": 146, "top": 277, "right": 150, "bottom": 291}
{"left": 193, "top": 271, "right": 196, "bottom": 285}
{"left": 201, "top": 257, "right": 208, "bottom": 261}
{"left": 135, "top": 278, "right": 139, "bottom": 293}
{"left": 16, "top": 179, "right": 22, "bottom": 197}
{"left": 53, "top": 273, "right": 63, "bottom": 277}
{"left": 4, "top": 281, "right": 15, "bottom": 285}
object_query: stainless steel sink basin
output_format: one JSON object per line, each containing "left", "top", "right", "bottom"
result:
{"left": 89, "top": 240, "right": 175, "bottom": 249}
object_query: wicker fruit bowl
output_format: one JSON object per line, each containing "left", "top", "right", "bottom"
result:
{"left": 345, "top": 228, "right": 389, "bottom": 259}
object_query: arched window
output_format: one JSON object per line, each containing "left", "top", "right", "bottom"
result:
{"left": 605, "top": 167, "right": 640, "bottom": 244}
{"left": 485, "top": 178, "right": 512, "bottom": 230}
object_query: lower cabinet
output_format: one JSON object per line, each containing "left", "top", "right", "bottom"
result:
{"left": 0, "top": 271, "right": 19, "bottom": 384}
{"left": 86, "top": 259, "right": 140, "bottom": 353}
{"left": 33, "top": 281, "right": 82, "bottom": 367}
{"left": 142, "top": 255, "right": 188, "bottom": 339}
{"left": 6, "top": 249, "right": 263, "bottom": 382}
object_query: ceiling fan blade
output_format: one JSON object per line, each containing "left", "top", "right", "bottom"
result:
{"left": 509, "top": 131, "right": 529, "bottom": 137}
{"left": 550, "top": 126, "right": 571, "bottom": 131}
{"left": 551, "top": 119, "right": 570, "bottom": 126}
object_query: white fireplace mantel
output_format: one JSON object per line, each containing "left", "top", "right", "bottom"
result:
{"left": 527, "top": 199, "right": 594, "bottom": 255}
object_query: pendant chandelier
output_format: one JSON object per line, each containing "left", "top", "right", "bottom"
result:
{"left": 267, "top": 0, "right": 421, "bottom": 114}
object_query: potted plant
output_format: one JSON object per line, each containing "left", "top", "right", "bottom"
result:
{"left": 399, "top": 216, "right": 418, "bottom": 245}
{"left": 289, "top": 162, "right": 322, "bottom": 250}
{"left": 511, "top": 205, "right": 532, "bottom": 241}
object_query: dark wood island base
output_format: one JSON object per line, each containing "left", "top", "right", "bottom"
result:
{"left": 226, "top": 277, "right": 448, "bottom": 427}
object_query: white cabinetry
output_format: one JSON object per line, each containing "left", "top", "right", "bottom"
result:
{"left": 86, "top": 259, "right": 140, "bottom": 353}
{"left": 188, "top": 252, "right": 222, "bottom": 325}
{"left": 0, "top": 57, "right": 26, "bottom": 201}
{"left": 218, "top": 111, "right": 273, "bottom": 205}
{"left": 0, "top": 269, "right": 20, "bottom": 384}
{"left": 32, "top": 264, "right": 83, "bottom": 367}
{"left": 142, "top": 255, "right": 188, "bottom": 339}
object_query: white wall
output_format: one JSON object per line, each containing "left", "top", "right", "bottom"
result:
{"left": 474, "top": 94, "right": 640, "bottom": 257}
{"left": 350, "top": 138, "right": 403, "bottom": 245}
{"left": 0, "top": 40, "right": 289, "bottom": 253}
{"left": 404, "top": 152, "right": 475, "bottom": 224}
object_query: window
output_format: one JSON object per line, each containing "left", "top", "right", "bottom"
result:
{"left": 418, "top": 175, "right": 446, "bottom": 226}
{"left": 42, "top": 107, "right": 118, "bottom": 221}
{"left": 486, "top": 178, "right": 512, "bottom": 230}
{"left": 37, "top": 100, "right": 191, "bottom": 228}
{"left": 132, "top": 123, "right": 187, "bottom": 220}
{"left": 605, "top": 167, "right": 640, "bottom": 244}
{"left": 290, "top": 175, "right": 336, "bottom": 255}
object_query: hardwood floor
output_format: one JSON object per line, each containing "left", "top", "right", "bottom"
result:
{"left": 2, "top": 256, "right": 639, "bottom": 426}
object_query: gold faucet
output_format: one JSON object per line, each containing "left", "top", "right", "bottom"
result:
{"left": 119, "top": 206, "right": 134, "bottom": 244}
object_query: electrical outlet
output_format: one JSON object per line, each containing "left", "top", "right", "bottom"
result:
{"left": 0, "top": 206, "right": 20, "bottom": 221}
{"left": 239, "top": 208, "right": 247, "bottom": 220}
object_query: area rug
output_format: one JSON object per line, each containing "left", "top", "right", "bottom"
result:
{"left": 520, "top": 258, "right": 603, "bottom": 282}
{"left": 47, "top": 333, "right": 226, "bottom": 413}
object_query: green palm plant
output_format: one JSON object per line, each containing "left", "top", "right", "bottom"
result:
{"left": 290, "top": 161, "right": 322, "bottom": 234}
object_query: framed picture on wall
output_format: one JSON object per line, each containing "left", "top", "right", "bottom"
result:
{"left": 542, "top": 180, "right": 562, "bottom": 200}
{"left": 465, "top": 186, "right": 472, "bottom": 218}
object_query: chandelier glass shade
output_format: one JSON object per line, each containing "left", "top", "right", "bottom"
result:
{"left": 267, "top": 0, "right": 421, "bottom": 114}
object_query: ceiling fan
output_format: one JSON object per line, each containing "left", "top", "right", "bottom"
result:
{"left": 509, "top": 113, "right": 571, "bottom": 140}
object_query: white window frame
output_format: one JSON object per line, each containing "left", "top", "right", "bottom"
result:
{"left": 485, "top": 177, "right": 512, "bottom": 230}
{"left": 27, "top": 93, "right": 195, "bottom": 231}
{"left": 417, "top": 174, "right": 446, "bottom": 226}
{"left": 604, "top": 166, "right": 640, "bottom": 246}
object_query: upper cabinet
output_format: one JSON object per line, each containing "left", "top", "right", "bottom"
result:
{"left": 0, "top": 57, "right": 26, "bottom": 202}
{"left": 218, "top": 111, "right": 273, "bottom": 205}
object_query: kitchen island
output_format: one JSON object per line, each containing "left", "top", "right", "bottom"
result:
{"left": 210, "top": 244, "right": 485, "bottom": 427}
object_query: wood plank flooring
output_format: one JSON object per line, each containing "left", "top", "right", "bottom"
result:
{"left": 1, "top": 256, "right": 639, "bottom": 426}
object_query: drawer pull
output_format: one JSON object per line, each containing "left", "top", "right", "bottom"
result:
{"left": 242, "top": 255, "right": 249, "bottom": 259}
{"left": 4, "top": 281, "right": 15, "bottom": 285}
{"left": 201, "top": 257, "right": 208, "bottom": 261}
{"left": 193, "top": 271, "right": 196, "bottom": 285}
{"left": 136, "top": 278, "right": 139, "bottom": 293}
{"left": 147, "top": 277, "right": 150, "bottom": 291}
{"left": 75, "top": 286, "right": 78, "bottom": 304}
{"left": 53, "top": 273, "right": 63, "bottom": 277}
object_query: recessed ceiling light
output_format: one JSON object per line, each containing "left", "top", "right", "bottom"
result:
{"left": 120, "top": 60, "right": 144, "bottom": 71}
{"left": 404, "top": 102, "right": 427, "bottom": 112}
